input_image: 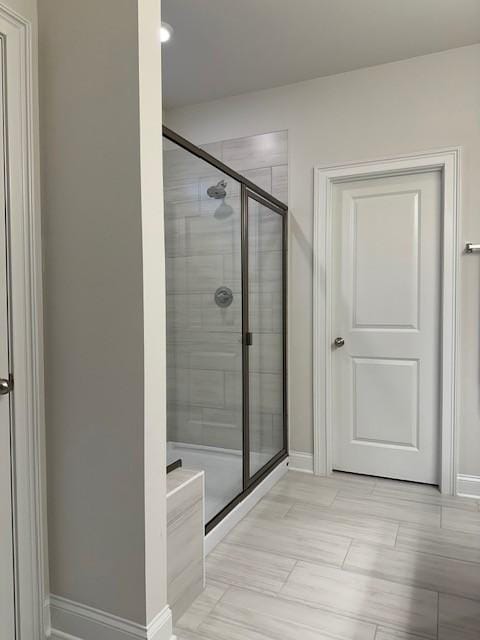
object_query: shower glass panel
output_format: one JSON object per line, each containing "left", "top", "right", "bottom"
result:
{"left": 163, "top": 139, "right": 243, "bottom": 523}
{"left": 247, "top": 193, "right": 285, "bottom": 478}
{"left": 163, "top": 127, "right": 288, "bottom": 532}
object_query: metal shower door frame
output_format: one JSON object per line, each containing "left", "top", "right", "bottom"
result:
{"left": 162, "top": 126, "right": 288, "bottom": 534}
{"left": 242, "top": 187, "right": 288, "bottom": 489}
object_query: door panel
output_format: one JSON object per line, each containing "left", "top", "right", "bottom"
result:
{"left": 352, "top": 357, "right": 418, "bottom": 448}
{"left": 246, "top": 193, "right": 285, "bottom": 479}
{"left": 0, "top": 42, "right": 15, "bottom": 638}
{"left": 353, "top": 191, "right": 419, "bottom": 329}
{"left": 333, "top": 171, "right": 441, "bottom": 484}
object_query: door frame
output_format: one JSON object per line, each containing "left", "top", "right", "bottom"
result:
{"left": 313, "top": 149, "right": 460, "bottom": 494}
{"left": 0, "top": 3, "right": 48, "bottom": 638}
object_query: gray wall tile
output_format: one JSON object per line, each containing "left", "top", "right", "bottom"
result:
{"left": 222, "top": 132, "right": 287, "bottom": 172}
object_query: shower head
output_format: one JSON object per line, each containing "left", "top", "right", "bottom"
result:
{"left": 214, "top": 201, "right": 234, "bottom": 220}
{"left": 207, "top": 179, "right": 233, "bottom": 219}
{"left": 207, "top": 180, "right": 227, "bottom": 199}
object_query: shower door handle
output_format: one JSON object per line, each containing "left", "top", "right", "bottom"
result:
{"left": 245, "top": 332, "right": 253, "bottom": 346}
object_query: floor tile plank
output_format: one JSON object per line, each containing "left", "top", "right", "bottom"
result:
{"left": 175, "top": 630, "right": 210, "bottom": 640}
{"left": 372, "top": 485, "right": 478, "bottom": 511}
{"left": 225, "top": 513, "right": 352, "bottom": 565}
{"left": 344, "top": 541, "right": 480, "bottom": 601}
{"left": 281, "top": 561, "right": 437, "bottom": 638}
{"left": 438, "top": 593, "right": 480, "bottom": 640}
{"left": 374, "top": 477, "right": 444, "bottom": 494}
{"left": 442, "top": 507, "right": 480, "bottom": 535}
{"left": 247, "top": 496, "right": 293, "bottom": 519}
{"left": 331, "top": 495, "right": 441, "bottom": 527}
{"left": 268, "top": 474, "right": 338, "bottom": 506}
{"left": 396, "top": 522, "right": 480, "bottom": 563}
{"left": 212, "top": 587, "right": 377, "bottom": 640}
{"left": 375, "top": 629, "right": 432, "bottom": 640}
{"left": 175, "top": 581, "right": 228, "bottom": 633}
{"left": 294, "top": 471, "right": 376, "bottom": 497}
{"left": 199, "top": 615, "right": 276, "bottom": 640}
{"left": 285, "top": 502, "right": 399, "bottom": 546}
{"left": 206, "top": 542, "right": 296, "bottom": 593}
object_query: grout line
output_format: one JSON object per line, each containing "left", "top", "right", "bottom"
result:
{"left": 341, "top": 538, "right": 354, "bottom": 568}
{"left": 279, "top": 559, "right": 299, "bottom": 592}
{"left": 436, "top": 591, "right": 440, "bottom": 639}
{"left": 219, "top": 538, "right": 303, "bottom": 565}
{"left": 393, "top": 521, "right": 401, "bottom": 547}
{"left": 215, "top": 584, "right": 233, "bottom": 607}
{"left": 282, "top": 502, "right": 296, "bottom": 518}
{"left": 434, "top": 589, "right": 480, "bottom": 604}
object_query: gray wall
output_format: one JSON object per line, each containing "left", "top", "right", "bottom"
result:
{"left": 39, "top": 0, "right": 167, "bottom": 625}
{"left": 166, "top": 44, "right": 480, "bottom": 477}
{"left": 164, "top": 132, "right": 287, "bottom": 458}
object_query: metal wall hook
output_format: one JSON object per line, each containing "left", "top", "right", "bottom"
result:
{"left": 465, "top": 243, "right": 480, "bottom": 254}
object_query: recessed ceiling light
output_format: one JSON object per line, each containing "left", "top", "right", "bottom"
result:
{"left": 160, "top": 22, "right": 173, "bottom": 44}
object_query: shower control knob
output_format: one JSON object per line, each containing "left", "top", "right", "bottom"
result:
{"left": 214, "top": 286, "right": 234, "bottom": 308}
{"left": 334, "top": 337, "right": 345, "bottom": 347}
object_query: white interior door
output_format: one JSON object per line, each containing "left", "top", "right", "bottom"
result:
{"left": 332, "top": 171, "right": 441, "bottom": 484}
{"left": 0, "top": 41, "right": 15, "bottom": 638}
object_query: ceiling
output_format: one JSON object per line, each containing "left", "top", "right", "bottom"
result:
{"left": 161, "top": 0, "right": 480, "bottom": 109}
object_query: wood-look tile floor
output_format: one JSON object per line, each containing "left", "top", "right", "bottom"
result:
{"left": 174, "top": 471, "right": 480, "bottom": 640}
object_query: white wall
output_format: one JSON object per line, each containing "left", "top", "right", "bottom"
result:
{"left": 39, "top": 0, "right": 168, "bottom": 631}
{"left": 166, "top": 44, "right": 480, "bottom": 477}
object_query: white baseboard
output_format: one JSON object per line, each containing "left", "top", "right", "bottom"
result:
{"left": 288, "top": 450, "right": 314, "bottom": 474}
{"left": 456, "top": 474, "right": 480, "bottom": 499}
{"left": 205, "top": 458, "right": 288, "bottom": 555}
{"left": 48, "top": 595, "right": 174, "bottom": 640}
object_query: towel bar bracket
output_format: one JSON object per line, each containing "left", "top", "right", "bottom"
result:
{"left": 465, "top": 243, "right": 480, "bottom": 254}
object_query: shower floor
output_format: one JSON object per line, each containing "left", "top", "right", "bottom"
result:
{"left": 167, "top": 442, "right": 272, "bottom": 523}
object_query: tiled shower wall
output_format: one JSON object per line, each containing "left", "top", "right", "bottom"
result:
{"left": 163, "top": 131, "right": 288, "bottom": 455}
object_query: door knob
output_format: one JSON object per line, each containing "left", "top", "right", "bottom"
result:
{"left": 334, "top": 337, "right": 345, "bottom": 347}
{"left": 0, "top": 376, "right": 13, "bottom": 395}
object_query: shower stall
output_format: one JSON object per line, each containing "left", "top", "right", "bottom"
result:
{"left": 163, "top": 127, "right": 288, "bottom": 532}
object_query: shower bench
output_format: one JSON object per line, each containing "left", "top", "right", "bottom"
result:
{"left": 166, "top": 467, "right": 205, "bottom": 622}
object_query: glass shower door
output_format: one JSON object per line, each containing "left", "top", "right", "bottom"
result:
{"left": 163, "top": 138, "right": 244, "bottom": 525}
{"left": 164, "top": 126, "right": 288, "bottom": 532}
{"left": 246, "top": 191, "right": 286, "bottom": 480}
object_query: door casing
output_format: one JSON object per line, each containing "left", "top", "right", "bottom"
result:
{"left": 0, "top": 4, "right": 47, "bottom": 638}
{"left": 313, "top": 149, "right": 460, "bottom": 494}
